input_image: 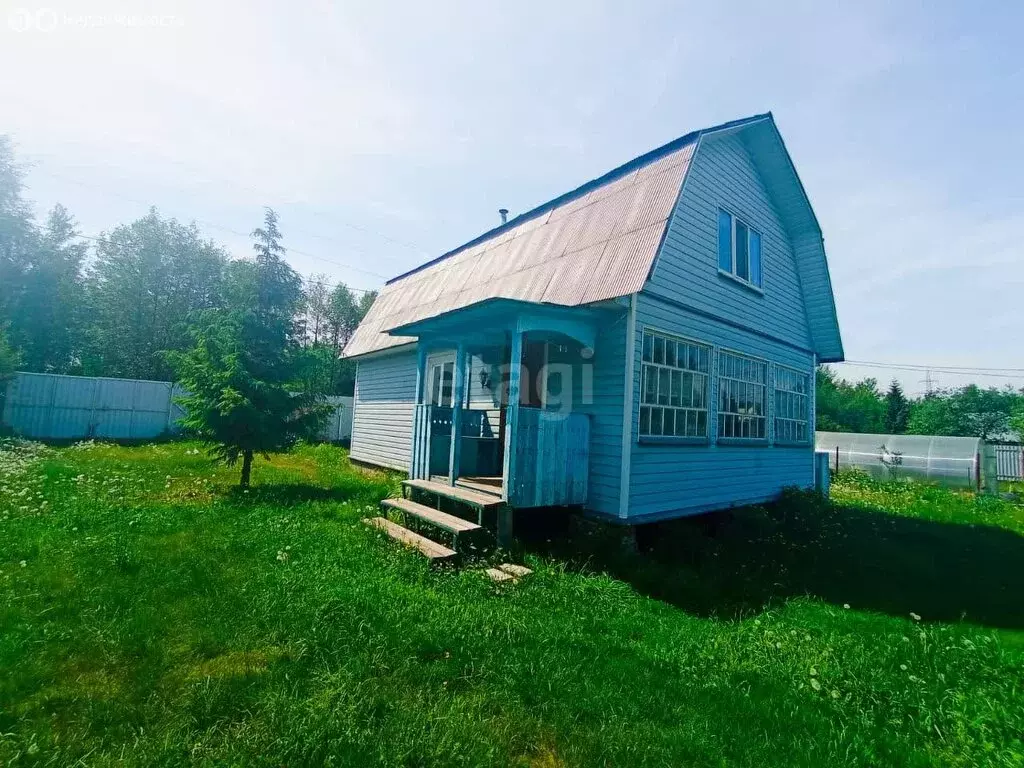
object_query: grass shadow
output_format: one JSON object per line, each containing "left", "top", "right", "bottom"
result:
{"left": 225, "top": 483, "right": 365, "bottom": 506}
{"left": 515, "top": 490, "right": 1024, "bottom": 629}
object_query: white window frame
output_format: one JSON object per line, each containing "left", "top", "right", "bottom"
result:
{"left": 773, "top": 364, "right": 811, "bottom": 445}
{"left": 426, "top": 353, "right": 456, "bottom": 408}
{"left": 718, "top": 207, "right": 763, "bottom": 291}
{"left": 638, "top": 328, "right": 711, "bottom": 443}
{"left": 716, "top": 348, "right": 769, "bottom": 443}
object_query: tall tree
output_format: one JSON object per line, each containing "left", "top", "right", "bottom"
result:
{"left": 294, "top": 283, "right": 377, "bottom": 396}
{"left": 87, "top": 209, "right": 228, "bottom": 380}
{"left": 1010, "top": 405, "right": 1024, "bottom": 443}
{"left": 883, "top": 379, "right": 910, "bottom": 434}
{"left": 0, "top": 325, "right": 18, "bottom": 434}
{"left": 171, "top": 209, "right": 328, "bottom": 487}
{"left": 303, "top": 274, "right": 330, "bottom": 346}
{"left": 815, "top": 367, "right": 886, "bottom": 433}
{"left": 7, "top": 205, "right": 87, "bottom": 373}
{"left": 0, "top": 136, "right": 38, "bottom": 327}
{"left": 907, "top": 385, "right": 1019, "bottom": 439}
{"left": 326, "top": 283, "right": 359, "bottom": 349}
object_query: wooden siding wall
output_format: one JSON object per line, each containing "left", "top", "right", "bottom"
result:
{"left": 645, "top": 132, "right": 811, "bottom": 348}
{"left": 574, "top": 311, "right": 629, "bottom": 516}
{"left": 350, "top": 348, "right": 419, "bottom": 471}
{"left": 629, "top": 133, "right": 817, "bottom": 521}
{"left": 628, "top": 295, "right": 815, "bottom": 520}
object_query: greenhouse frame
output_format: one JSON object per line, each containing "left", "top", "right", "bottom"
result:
{"left": 815, "top": 432, "right": 999, "bottom": 493}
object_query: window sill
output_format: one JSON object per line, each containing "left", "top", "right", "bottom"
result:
{"left": 638, "top": 435, "right": 710, "bottom": 446}
{"left": 718, "top": 269, "right": 764, "bottom": 295}
{"left": 716, "top": 437, "right": 770, "bottom": 447}
{"left": 773, "top": 440, "right": 812, "bottom": 448}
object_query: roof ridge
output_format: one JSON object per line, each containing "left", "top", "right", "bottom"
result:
{"left": 385, "top": 112, "right": 772, "bottom": 286}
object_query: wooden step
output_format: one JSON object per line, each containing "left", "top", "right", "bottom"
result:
{"left": 362, "top": 517, "right": 456, "bottom": 561}
{"left": 498, "top": 563, "right": 532, "bottom": 578}
{"left": 403, "top": 478, "right": 504, "bottom": 510}
{"left": 485, "top": 567, "right": 515, "bottom": 582}
{"left": 381, "top": 498, "right": 481, "bottom": 535}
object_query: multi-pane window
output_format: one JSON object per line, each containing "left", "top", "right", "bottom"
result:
{"left": 639, "top": 330, "right": 710, "bottom": 439}
{"left": 718, "top": 209, "right": 762, "bottom": 288}
{"left": 717, "top": 351, "right": 767, "bottom": 440}
{"left": 774, "top": 366, "right": 810, "bottom": 443}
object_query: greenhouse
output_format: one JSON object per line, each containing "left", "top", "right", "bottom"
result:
{"left": 815, "top": 431, "right": 998, "bottom": 492}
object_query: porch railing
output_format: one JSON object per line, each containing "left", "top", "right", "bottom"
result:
{"left": 411, "top": 405, "right": 499, "bottom": 481}
{"left": 506, "top": 407, "right": 589, "bottom": 508}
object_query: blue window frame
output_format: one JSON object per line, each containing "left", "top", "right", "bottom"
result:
{"left": 717, "top": 209, "right": 763, "bottom": 289}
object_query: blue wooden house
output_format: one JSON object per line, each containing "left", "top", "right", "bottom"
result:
{"left": 343, "top": 113, "right": 842, "bottom": 553}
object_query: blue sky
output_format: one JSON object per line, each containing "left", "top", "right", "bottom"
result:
{"left": 2, "top": 0, "right": 1022, "bottom": 393}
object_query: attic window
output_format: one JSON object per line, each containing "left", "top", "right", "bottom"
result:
{"left": 718, "top": 209, "right": 762, "bottom": 289}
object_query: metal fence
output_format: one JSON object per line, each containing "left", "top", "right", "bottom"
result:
{"left": 993, "top": 443, "right": 1024, "bottom": 482}
{"left": 2, "top": 372, "right": 186, "bottom": 440}
{"left": 2, "top": 372, "right": 353, "bottom": 443}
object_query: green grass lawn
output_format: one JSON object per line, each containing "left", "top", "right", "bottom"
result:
{"left": 1, "top": 440, "right": 1022, "bottom": 767}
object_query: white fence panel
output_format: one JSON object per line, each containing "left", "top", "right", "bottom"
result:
{"left": 320, "top": 396, "right": 353, "bottom": 443}
{"left": 994, "top": 443, "right": 1023, "bottom": 482}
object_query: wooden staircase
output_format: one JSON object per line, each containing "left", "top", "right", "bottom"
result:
{"left": 364, "top": 479, "right": 510, "bottom": 564}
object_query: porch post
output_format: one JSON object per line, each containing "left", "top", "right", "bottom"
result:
{"left": 501, "top": 329, "right": 524, "bottom": 504}
{"left": 410, "top": 344, "right": 429, "bottom": 479}
{"left": 448, "top": 342, "right": 467, "bottom": 486}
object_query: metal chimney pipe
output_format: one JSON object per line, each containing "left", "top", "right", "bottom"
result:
{"left": 499, "top": 208, "right": 509, "bottom": 225}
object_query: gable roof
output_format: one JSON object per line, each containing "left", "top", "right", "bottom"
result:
{"left": 344, "top": 113, "right": 842, "bottom": 361}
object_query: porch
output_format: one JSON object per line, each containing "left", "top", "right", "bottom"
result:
{"left": 387, "top": 298, "right": 603, "bottom": 510}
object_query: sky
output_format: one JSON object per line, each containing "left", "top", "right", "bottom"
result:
{"left": 1, "top": 0, "right": 1022, "bottom": 395}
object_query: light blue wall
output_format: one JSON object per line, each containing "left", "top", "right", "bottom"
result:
{"left": 625, "top": 133, "right": 818, "bottom": 522}
{"left": 626, "top": 294, "right": 815, "bottom": 521}
{"left": 537, "top": 314, "right": 628, "bottom": 516}
{"left": 350, "top": 347, "right": 419, "bottom": 471}
{"left": 646, "top": 132, "right": 811, "bottom": 351}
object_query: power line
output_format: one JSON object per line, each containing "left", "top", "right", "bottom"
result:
{"left": 841, "top": 358, "right": 1024, "bottom": 373}
{"left": 34, "top": 169, "right": 395, "bottom": 280}
{"left": 68, "top": 234, "right": 378, "bottom": 294}
{"left": 19, "top": 138, "right": 428, "bottom": 260}
{"left": 834, "top": 360, "right": 1024, "bottom": 381}
{"left": 299, "top": 275, "right": 377, "bottom": 295}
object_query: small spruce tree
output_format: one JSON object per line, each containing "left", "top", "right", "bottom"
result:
{"left": 883, "top": 379, "right": 910, "bottom": 434}
{"left": 171, "top": 209, "right": 329, "bottom": 487}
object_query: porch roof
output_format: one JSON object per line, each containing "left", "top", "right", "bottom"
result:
{"left": 385, "top": 297, "right": 612, "bottom": 350}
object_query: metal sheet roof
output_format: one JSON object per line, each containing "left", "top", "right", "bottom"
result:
{"left": 344, "top": 137, "right": 698, "bottom": 358}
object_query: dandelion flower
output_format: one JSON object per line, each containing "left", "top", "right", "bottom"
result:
{"left": 843, "top": 603, "right": 851, "bottom": 610}
{"left": 910, "top": 612, "right": 921, "bottom": 621}
{"left": 809, "top": 666, "right": 818, "bottom": 676}
{"left": 19, "top": 560, "right": 27, "bottom": 567}
{"left": 900, "top": 664, "right": 907, "bottom": 671}
{"left": 810, "top": 679, "right": 822, "bottom": 691}
{"left": 830, "top": 690, "right": 840, "bottom": 699}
